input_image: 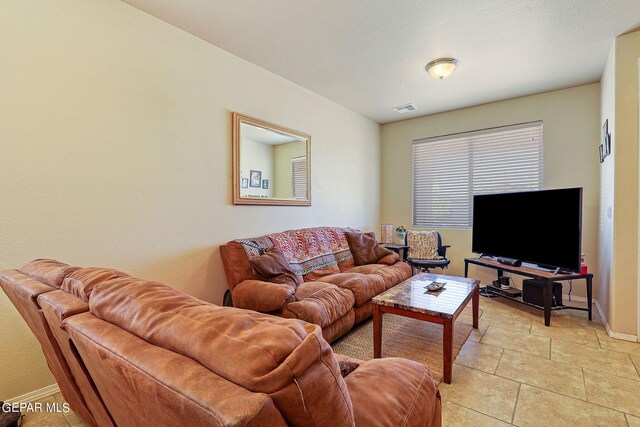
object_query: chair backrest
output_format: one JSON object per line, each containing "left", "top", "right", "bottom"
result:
{"left": 405, "top": 230, "right": 444, "bottom": 260}
{"left": 0, "top": 261, "right": 96, "bottom": 426}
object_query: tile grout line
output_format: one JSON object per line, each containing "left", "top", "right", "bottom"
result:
{"left": 581, "top": 367, "right": 588, "bottom": 402}
{"left": 451, "top": 300, "right": 639, "bottom": 424}
{"left": 510, "top": 382, "right": 522, "bottom": 424}
{"left": 525, "top": 382, "right": 631, "bottom": 419}
{"left": 596, "top": 326, "right": 604, "bottom": 348}
{"left": 490, "top": 354, "right": 591, "bottom": 403}
{"left": 448, "top": 400, "right": 516, "bottom": 426}
{"left": 633, "top": 357, "right": 640, "bottom": 378}
{"left": 493, "top": 346, "right": 506, "bottom": 375}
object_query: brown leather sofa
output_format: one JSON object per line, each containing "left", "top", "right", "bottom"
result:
{"left": 220, "top": 227, "right": 412, "bottom": 342}
{"left": 1, "top": 259, "right": 441, "bottom": 426}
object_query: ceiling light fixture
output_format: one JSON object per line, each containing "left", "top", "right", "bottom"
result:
{"left": 425, "top": 58, "right": 459, "bottom": 80}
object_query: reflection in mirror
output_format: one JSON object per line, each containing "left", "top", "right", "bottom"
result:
{"left": 233, "top": 113, "right": 311, "bottom": 205}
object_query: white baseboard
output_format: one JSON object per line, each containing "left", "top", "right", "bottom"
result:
{"left": 595, "top": 300, "right": 638, "bottom": 342}
{"left": 5, "top": 383, "right": 59, "bottom": 404}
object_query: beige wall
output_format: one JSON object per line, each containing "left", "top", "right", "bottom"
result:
{"left": 381, "top": 84, "right": 601, "bottom": 296}
{"left": 599, "top": 44, "right": 616, "bottom": 329}
{"left": 0, "top": 0, "right": 381, "bottom": 399}
{"left": 613, "top": 30, "right": 640, "bottom": 336}
{"left": 601, "top": 31, "right": 640, "bottom": 338}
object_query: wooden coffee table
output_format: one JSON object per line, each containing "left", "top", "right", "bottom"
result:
{"left": 372, "top": 273, "right": 480, "bottom": 384}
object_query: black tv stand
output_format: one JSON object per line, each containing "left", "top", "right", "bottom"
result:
{"left": 464, "top": 257, "right": 593, "bottom": 326}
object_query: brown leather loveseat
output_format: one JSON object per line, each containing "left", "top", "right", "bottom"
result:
{"left": 220, "top": 227, "right": 412, "bottom": 342}
{"left": 1, "top": 259, "right": 441, "bottom": 426}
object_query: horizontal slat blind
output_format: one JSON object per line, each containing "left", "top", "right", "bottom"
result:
{"left": 413, "top": 121, "right": 543, "bottom": 228}
{"left": 292, "top": 157, "right": 307, "bottom": 199}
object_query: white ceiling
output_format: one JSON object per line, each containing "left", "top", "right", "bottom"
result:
{"left": 121, "top": 0, "right": 640, "bottom": 124}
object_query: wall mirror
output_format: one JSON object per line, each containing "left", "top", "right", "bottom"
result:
{"left": 232, "top": 112, "right": 311, "bottom": 206}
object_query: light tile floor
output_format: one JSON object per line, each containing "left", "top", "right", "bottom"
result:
{"left": 19, "top": 295, "right": 640, "bottom": 426}
{"left": 443, "top": 295, "right": 640, "bottom": 426}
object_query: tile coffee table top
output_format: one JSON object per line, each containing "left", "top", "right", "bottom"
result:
{"left": 373, "top": 273, "right": 480, "bottom": 318}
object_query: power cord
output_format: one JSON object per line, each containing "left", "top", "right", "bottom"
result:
{"left": 568, "top": 279, "right": 572, "bottom": 302}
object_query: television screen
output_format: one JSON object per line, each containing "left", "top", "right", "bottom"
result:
{"left": 472, "top": 188, "right": 582, "bottom": 271}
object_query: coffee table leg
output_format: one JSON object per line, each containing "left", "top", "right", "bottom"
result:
{"left": 472, "top": 286, "right": 479, "bottom": 329}
{"left": 373, "top": 304, "right": 382, "bottom": 358}
{"left": 443, "top": 318, "right": 453, "bottom": 384}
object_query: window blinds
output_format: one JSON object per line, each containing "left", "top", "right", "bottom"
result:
{"left": 413, "top": 121, "right": 543, "bottom": 228}
{"left": 292, "top": 157, "right": 307, "bottom": 199}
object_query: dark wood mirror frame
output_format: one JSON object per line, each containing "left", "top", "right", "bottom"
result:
{"left": 232, "top": 112, "right": 311, "bottom": 206}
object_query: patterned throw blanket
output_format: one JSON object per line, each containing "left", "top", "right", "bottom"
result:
{"left": 267, "top": 227, "right": 354, "bottom": 276}
{"left": 234, "top": 236, "right": 274, "bottom": 257}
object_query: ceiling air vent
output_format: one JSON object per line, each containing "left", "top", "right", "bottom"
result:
{"left": 393, "top": 103, "right": 417, "bottom": 113}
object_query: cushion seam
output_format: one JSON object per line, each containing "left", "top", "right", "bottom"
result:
{"left": 400, "top": 370, "right": 430, "bottom": 427}
{"left": 314, "top": 334, "right": 354, "bottom": 425}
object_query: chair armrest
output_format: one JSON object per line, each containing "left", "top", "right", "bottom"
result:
{"left": 439, "top": 245, "right": 451, "bottom": 258}
{"left": 231, "top": 280, "right": 295, "bottom": 312}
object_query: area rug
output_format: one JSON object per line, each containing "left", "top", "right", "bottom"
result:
{"left": 331, "top": 310, "right": 482, "bottom": 382}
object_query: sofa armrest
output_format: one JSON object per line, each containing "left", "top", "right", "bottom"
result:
{"left": 345, "top": 358, "right": 441, "bottom": 426}
{"left": 231, "top": 280, "right": 295, "bottom": 312}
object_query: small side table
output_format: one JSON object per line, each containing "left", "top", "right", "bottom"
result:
{"left": 382, "top": 244, "right": 409, "bottom": 261}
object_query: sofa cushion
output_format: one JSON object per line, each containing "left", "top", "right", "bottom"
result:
{"left": 315, "top": 273, "right": 386, "bottom": 306}
{"left": 88, "top": 278, "right": 355, "bottom": 427}
{"left": 294, "top": 281, "right": 337, "bottom": 300}
{"left": 377, "top": 251, "right": 400, "bottom": 265}
{"left": 61, "top": 267, "right": 130, "bottom": 302}
{"left": 64, "top": 312, "right": 288, "bottom": 427}
{"left": 249, "top": 247, "right": 302, "bottom": 289}
{"left": 282, "top": 283, "right": 355, "bottom": 327}
{"left": 345, "top": 232, "right": 394, "bottom": 266}
{"left": 322, "top": 309, "right": 356, "bottom": 343}
{"left": 232, "top": 280, "right": 296, "bottom": 312}
{"left": 19, "top": 259, "right": 77, "bottom": 288}
{"left": 344, "top": 264, "right": 386, "bottom": 275}
{"left": 345, "top": 358, "right": 441, "bottom": 427}
{"left": 303, "top": 264, "right": 340, "bottom": 281}
{"left": 373, "top": 262, "right": 412, "bottom": 290}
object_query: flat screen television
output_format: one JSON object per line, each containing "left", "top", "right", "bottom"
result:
{"left": 472, "top": 188, "right": 583, "bottom": 271}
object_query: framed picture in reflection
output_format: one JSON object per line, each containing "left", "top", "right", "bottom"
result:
{"left": 250, "top": 170, "right": 262, "bottom": 188}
